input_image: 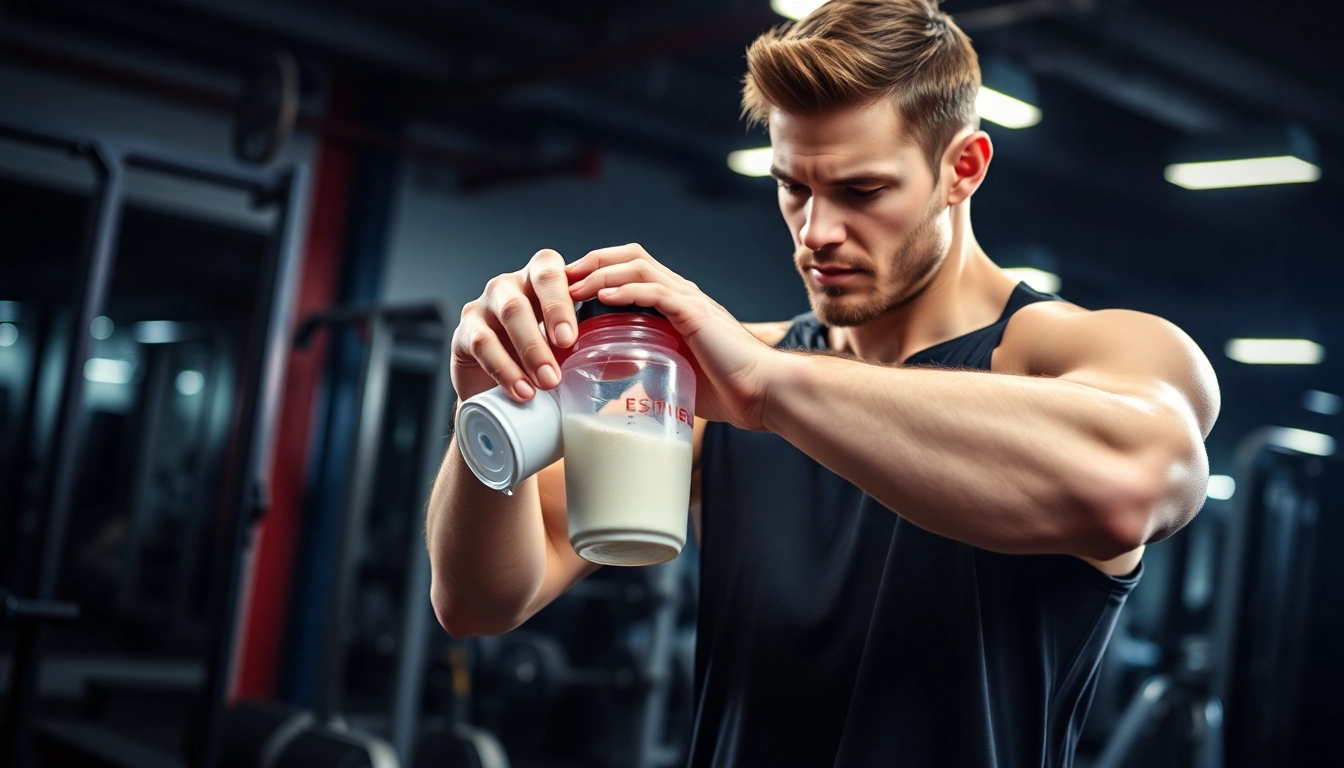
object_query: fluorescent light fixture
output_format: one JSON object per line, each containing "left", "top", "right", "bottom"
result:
{"left": 1304, "top": 390, "right": 1342, "bottom": 416}
{"left": 90, "top": 316, "right": 114, "bottom": 340}
{"left": 1225, "top": 338, "right": 1323, "bottom": 365}
{"left": 1001, "top": 267, "right": 1060, "bottom": 293}
{"left": 0, "top": 301, "right": 18, "bottom": 323}
{"left": 1266, "top": 427, "right": 1336, "bottom": 457}
{"left": 135, "top": 320, "right": 183, "bottom": 344}
{"left": 84, "top": 358, "right": 133, "bottom": 385}
{"left": 772, "top": 0, "right": 825, "bottom": 20}
{"left": 1205, "top": 475, "right": 1235, "bottom": 500}
{"left": 976, "top": 87, "right": 1042, "bottom": 129}
{"left": 176, "top": 369, "right": 205, "bottom": 396}
{"left": 728, "top": 146, "right": 773, "bottom": 178}
{"left": 0, "top": 323, "right": 16, "bottom": 348}
{"left": 1164, "top": 156, "right": 1320, "bottom": 190}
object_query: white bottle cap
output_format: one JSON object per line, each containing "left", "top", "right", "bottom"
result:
{"left": 456, "top": 386, "right": 562, "bottom": 492}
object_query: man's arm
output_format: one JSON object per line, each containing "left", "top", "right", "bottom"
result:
{"left": 427, "top": 436, "right": 598, "bottom": 637}
{"left": 760, "top": 303, "right": 1220, "bottom": 562}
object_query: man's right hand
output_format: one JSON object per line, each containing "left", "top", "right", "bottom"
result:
{"left": 452, "top": 248, "right": 580, "bottom": 403}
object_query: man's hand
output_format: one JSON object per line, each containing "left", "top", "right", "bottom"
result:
{"left": 566, "top": 243, "right": 778, "bottom": 431}
{"left": 452, "top": 249, "right": 579, "bottom": 403}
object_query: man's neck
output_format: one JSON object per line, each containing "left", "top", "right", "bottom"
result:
{"left": 829, "top": 206, "right": 1017, "bottom": 365}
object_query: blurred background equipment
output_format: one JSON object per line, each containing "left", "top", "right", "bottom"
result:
{"left": 0, "top": 0, "right": 1342, "bottom": 766}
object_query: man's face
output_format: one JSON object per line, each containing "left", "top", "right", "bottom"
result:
{"left": 769, "top": 100, "right": 950, "bottom": 327}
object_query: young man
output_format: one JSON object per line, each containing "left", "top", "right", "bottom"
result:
{"left": 427, "top": 0, "right": 1219, "bottom": 764}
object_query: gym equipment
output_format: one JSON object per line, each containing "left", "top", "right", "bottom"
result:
{"left": 1093, "top": 426, "right": 1340, "bottom": 768}
{"left": 0, "top": 109, "right": 307, "bottom": 768}
{"left": 413, "top": 721, "right": 510, "bottom": 768}
{"left": 292, "top": 303, "right": 455, "bottom": 767}
{"left": 232, "top": 51, "right": 300, "bottom": 165}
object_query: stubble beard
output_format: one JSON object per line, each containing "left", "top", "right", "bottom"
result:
{"left": 800, "top": 203, "right": 948, "bottom": 328}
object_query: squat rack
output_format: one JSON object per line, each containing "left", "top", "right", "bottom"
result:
{"left": 0, "top": 109, "right": 308, "bottom": 768}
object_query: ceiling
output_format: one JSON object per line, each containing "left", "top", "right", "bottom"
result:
{"left": 1, "top": 0, "right": 1341, "bottom": 469}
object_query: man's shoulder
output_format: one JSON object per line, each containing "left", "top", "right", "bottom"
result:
{"left": 997, "top": 298, "right": 1191, "bottom": 376}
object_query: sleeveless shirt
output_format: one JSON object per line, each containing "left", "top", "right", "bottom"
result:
{"left": 690, "top": 282, "right": 1141, "bottom": 767}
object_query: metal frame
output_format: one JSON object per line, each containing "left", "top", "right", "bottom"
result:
{"left": 1095, "top": 427, "right": 1333, "bottom": 768}
{"left": 0, "top": 109, "right": 309, "bottom": 768}
{"left": 293, "top": 302, "right": 453, "bottom": 767}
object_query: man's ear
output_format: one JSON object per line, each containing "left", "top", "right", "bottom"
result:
{"left": 944, "top": 130, "right": 992, "bottom": 206}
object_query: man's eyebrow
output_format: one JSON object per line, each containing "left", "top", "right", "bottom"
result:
{"left": 768, "top": 167, "right": 900, "bottom": 187}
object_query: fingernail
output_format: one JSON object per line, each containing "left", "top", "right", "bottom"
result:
{"left": 515, "top": 380, "right": 535, "bottom": 399}
{"left": 537, "top": 364, "right": 560, "bottom": 389}
{"left": 555, "top": 322, "right": 575, "bottom": 347}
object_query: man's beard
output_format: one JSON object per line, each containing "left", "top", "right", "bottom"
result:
{"left": 798, "top": 203, "right": 947, "bottom": 328}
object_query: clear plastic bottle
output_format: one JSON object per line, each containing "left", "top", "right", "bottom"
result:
{"left": 556, "top": 303, "right": 695, "bottom": 566}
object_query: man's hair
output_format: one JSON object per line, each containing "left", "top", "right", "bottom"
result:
{"left": 742, "top": 0, "right": 980, "bottom": 180}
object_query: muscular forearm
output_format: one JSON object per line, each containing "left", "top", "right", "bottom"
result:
{"left": 763, "top": 353, "right": 1184, "bottom": 559}
{"left": 427, "top": 437, "right": 550, "bottom": 636}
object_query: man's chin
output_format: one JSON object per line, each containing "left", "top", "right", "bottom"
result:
{"left": 809, "top": 292, "right": 883, "bottom": 328}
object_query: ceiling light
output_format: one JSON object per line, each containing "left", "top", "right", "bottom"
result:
{"left": 1165, "top": 156, "right": 1320, "bottom": 190}
{"left": 1206, "top": 475, "right": 1235, "bottom": 500}
{"left": 1304, "top": 390, "right": 1342, "bottom": 416}
{"left": 176, "top": 370, "right": 205, "bottom": 396}
{"left": 1266, "top": 427, "right": 1335, "bottom": 457}
{"left": 0, "top": 323, "right": 17, "bottom": 347}
{"left": 1001, "top": 267, "right": 1060, "bottom": 293}
{"left": 90, "top": 316, "right": 115, "bottom": 340}
{"left": 1225, "top": 338, "right": 1323, "bottom": 365}
{"left": 977, "top": 87, "right": 1042, "bottom": 129}
{"left": 84, "top": 358, "right": 133, "bottom": 385}
{"left": 0, "top": 301, "right": 18, "bottom": 323}
{"left": 728, "top": 147, "right": 773, "bottom": 177}
{"left": 772, "top": 0, "right": 826, "bottom": 20}
{"left": 134, "top": 320, "right": 183, "bottom": 344}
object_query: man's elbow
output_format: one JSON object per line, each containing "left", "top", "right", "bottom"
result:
{"left": 431, "top": 581, "right": 523, "bottom": 638}
{"left": 1082, "top": 450, "right": 1202, "bottom": 559}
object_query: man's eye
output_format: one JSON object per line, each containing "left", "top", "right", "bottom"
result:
{"left": 848, "top": 187, "right": 882, "bottom": 199}
{"left": 779, "top": 183, "right": 807, "bottom": 194}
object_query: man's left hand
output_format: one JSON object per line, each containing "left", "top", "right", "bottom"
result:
{"left": 566, "top": 243, "right": 776, "bottom": 431}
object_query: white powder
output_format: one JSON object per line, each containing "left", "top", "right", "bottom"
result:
{"left": 562, "top": 413, "right": 692, "bottom": 565}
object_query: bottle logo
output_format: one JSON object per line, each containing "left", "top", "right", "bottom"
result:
{"left": 625, "top": 397, "right": 692, "bottom": 426}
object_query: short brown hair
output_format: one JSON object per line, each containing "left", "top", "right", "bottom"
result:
{"left": 742, "top": 0, "right": 980, "bottom": 180}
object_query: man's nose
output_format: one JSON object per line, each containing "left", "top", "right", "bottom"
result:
{"left": 800, "top": 197, "right": 846, "bottom": 251}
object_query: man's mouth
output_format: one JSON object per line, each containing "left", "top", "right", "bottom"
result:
{"left": 809, "top": 265, "right": 865, "bottom": 287}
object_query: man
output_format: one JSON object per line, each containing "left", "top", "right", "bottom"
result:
{"left": 426, "top": 0, "right": 1219, "bottom": 764}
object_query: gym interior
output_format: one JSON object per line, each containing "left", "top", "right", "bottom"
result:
{"left": 0, "top": 0, "right": 1341, "bottom": 766}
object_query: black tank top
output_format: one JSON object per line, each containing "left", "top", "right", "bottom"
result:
{"left": 691, "top": 283, "right": 1141, "bottom": 767}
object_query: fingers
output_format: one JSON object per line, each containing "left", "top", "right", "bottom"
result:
{"left": 452, "top": 310, "right": 534, "bottom": 401}
{"left": 488, "top": 278, "right": 561, "bottom": 392}
{"left": 527, "top": 249, "right": 579, "bottom": 348}
{"left": 594, "top": 283, "right": 692, "bottom": 323}
{"left": 565, "top": 242, "right": 662, "bottom": 281}
{"left": 569, "top": 259, "right": 676, "bottom": 302}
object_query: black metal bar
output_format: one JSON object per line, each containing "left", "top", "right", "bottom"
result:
{"left": 1092, "top": 675, "right": 1174, "bottom": 768}
{"left": 390, "top": 310, "right": 454, "bottom": 764}
{"left": 190, "top": 164, "right": 310, "bottom": 768}
{"left": 0, "top": 108, "right": 278, "bottom": 194}
{"left": 0, "top": 308, "right": 52, "bottom": 591}
{"left": 118, "top": 344, "right": 175, "bottom": 610}
{"left": 0, "top": 141, "right": 125, "bottom": 768}
{"left": 294, "top": 302, "right": 448, "bottom": 350}
{"left": 315, "top": 315, "right": 394, "bottom": 723}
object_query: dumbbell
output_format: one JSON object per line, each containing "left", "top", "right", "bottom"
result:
{"left": 492, "top": 632, "right": 642, "bottom": 707}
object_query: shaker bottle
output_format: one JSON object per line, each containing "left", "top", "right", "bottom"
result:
{"left": 455, "top": 301, "right": 695, "bottom": 566}
{"left": 556, "top": 302, "right": 695, "bottom": 566}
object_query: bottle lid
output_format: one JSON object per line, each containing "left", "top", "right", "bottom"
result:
{"left": 575, "top": 300, "right": 668, "bottom": 324}
{"left": 456, "top": 386, "right": 563, "bottom": 492}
